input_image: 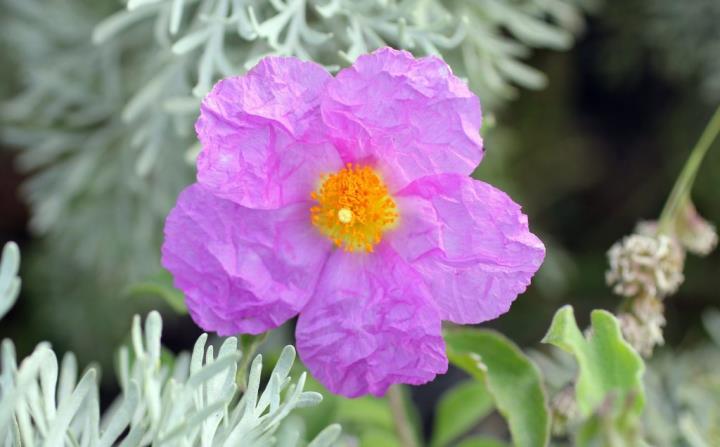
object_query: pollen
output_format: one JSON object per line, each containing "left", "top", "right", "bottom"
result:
{"left": 311, "top": 164, "right": 399, "bottom": 252}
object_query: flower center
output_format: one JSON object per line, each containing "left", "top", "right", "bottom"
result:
{"left": 311, "top": 163, "right": 399, "bottom": 252}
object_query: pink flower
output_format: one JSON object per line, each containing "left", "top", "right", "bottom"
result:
{"left": 162, "top": 48, "right": 545, "bottom": 397}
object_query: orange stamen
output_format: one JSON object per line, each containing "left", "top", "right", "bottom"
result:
{"left": 310, "top": 164, "right": 399, "bottom": 252}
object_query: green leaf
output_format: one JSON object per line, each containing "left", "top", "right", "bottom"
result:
{"left": 431, "top": 381, "right": 493, "bottom": 447}
{"left": 360, "top": 428, "right": 402, "bottom": 447}
{"left": 541, "top": 306, "right": 645, "bottom": 418}
{"left": 456, "top": 436, "right": 509, "bottom": 447}
{"left": 336, "top": 396, "right": 395, "bottom": 431}
{"left": 298, "top": 371, "right": 399, "bottom": 442}
{"left": 702, "top": 308, "right": 720, "bottom": 346}
{"left": 124, "top": 270, "right": 187, "bottom": 314}
{"left": 299, "top": 370, "right": 407, "bottom": 446}
{"left": 445, "top": 328, "right": 550, "bottom": 447}
{"left": 575, "top": 413, "right": 650, "bottom": 447}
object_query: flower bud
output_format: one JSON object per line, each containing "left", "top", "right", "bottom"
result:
{"left": 676, "top": 202, "right": 718, "bottom": 256}
{"left": 618, "top": 294, "right": 666, "bottom": 357}
{"left": 636, "top": 202, "right": 717, "bottom": 257}
{"left": 606, "top": 234, "right": 685, "bottom": 299}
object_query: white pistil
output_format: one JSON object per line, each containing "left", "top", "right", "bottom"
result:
{"left": 338, "top": 208, "right": 353, "bottom": 224}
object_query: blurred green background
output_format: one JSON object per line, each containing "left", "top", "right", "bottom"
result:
{"left": 1, "top": 0, "right": 719, "bottom": 443}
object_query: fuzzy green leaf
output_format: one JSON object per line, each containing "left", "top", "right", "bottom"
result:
{"left": 337, "top": 396, "right": 395, "bottom": 431}
{"left": 445, "top": 328, "right": 550, "bottom": 447}
{"left": 431, "top": 381, "right": 493, "bottom": 447}
{"left": 542, "top": 305, "right": 645, "bottom": 418}
{"left": 360, "top": 428, "right": 402, "bottom": 447}
{"left": 456, "top": 436, "right": 509, "bottom": 447}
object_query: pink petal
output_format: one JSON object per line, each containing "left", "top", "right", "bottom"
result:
{"left": 391, "top": 174, "right": 545, "bottom": 324}
{"left": 196, "top": 57, "right": 342, "bottom": 209}
{"left": 296, "top": 243, "right": 448, "bottom": 398}
{"left": 320, "top": 48, "right": 483, "bottom": 192}
{"left": 162, "top": 184, "right": 331, "bottom": 335}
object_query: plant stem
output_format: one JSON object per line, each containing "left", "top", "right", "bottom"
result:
{"left": 658, "top": 104, "right": 720, "bottom": 233}
{"left": 236, "top": 332, "right": 268, "bottom": 392}
{"left": 388, "top": 384, "right": 419, "bottom": 447}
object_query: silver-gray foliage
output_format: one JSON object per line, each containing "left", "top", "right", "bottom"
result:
{"left": 640, "top": 309, "right": 720, "bottom": 447}
{"left": 0, "top": 0, "right": 591, "bottom": 294}
{"left": 644, "top": 0, "right": 720, "bottom": 101}
{"left": 0, "top": 242, "right": 341, "bottom": 447}
{"left": 643, "top": 343, "right": 720, "bottom": 446}
{"left": 0, "top": 242, "right": 20, "bottom": 321}
{"left": 600, "top": 0, "right": 720, "bottom": 104}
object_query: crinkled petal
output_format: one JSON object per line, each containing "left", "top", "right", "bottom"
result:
{"left": 162, "top": 184, "right": 331, "bottom": 335}
{"left": 320, "top": 48, "right": 483, "bottom": 191}
{"left": 296, "top": 243, "right": 447, "bottom": 398}
{"left": 391, "top": 174, "right": 545, "bottom": 324}
{"left": 196, "top": 57, "right": 342, "bottom": 209}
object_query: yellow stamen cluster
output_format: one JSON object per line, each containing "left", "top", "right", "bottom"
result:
{"left": 311, "top": 164, "right": 399, "bottom": 252}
